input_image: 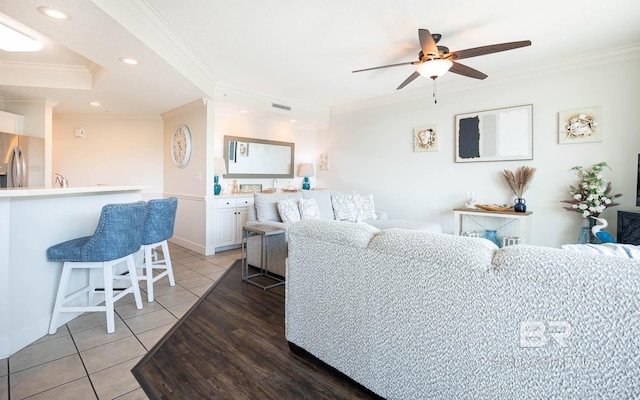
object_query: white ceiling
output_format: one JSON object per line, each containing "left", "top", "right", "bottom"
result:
{"left": 0, "top": 0, "right": 639, "bottom": 116}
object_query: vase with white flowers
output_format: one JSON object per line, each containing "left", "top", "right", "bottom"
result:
{"left": 561, "top": 161, "right": 621, "bottom": 243}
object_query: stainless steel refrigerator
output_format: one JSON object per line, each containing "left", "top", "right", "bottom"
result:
{"left": 0, "top": 132, "right": 45, "bottom": 188}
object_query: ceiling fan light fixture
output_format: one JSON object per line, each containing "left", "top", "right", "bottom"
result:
{"left": 416, "top": 59, "right": 453, "bottom": 79}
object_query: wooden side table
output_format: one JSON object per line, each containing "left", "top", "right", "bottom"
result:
{"left": 453, "top": 208, "right": 533, "bottom": 245}
{"left": 241, "top": 224, "right": 286, "bottom": 290}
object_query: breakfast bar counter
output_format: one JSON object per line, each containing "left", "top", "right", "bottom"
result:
{"left": 0, "top": 185, "right": 146, "bottom": 358}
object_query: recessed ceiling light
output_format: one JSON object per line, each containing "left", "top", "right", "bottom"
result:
{"left": 89, "top": 101, "right": 101, "bottom": 107}
{"left": 239, "top": 109, "right": 248, "bottom": 113}
{"left": 290, "top": 119, "right": 297, "bottom": 123}
{"left": 0, "top": 23, "right": 42, "bottom": 52}
{"left": 37, "top": 7, "right": 69, "bottom": 20}
{"left": 119, "top": 57, "right": 138, "bottom": 65}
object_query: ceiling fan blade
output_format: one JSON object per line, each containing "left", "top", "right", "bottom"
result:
{"left": 450, "top": 40, "right": 531, "bottom": 60}
{"left": 418, "top": 29, "right": 438, "bottom": 57}
{"left": 396, "top": 71, "right": 421, "bottom": 90}
{"left": 352, "top": 60, "right": 418, "bottom": 73}
{"left": 449, "top": 61, "right": 488, "bottom": 80}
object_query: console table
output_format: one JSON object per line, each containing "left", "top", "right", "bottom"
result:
{"left": 453, "top": 208, "right": 532, "bottom": 245}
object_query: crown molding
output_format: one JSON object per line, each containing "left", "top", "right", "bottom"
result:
{"left": 160, "top": 98, "right": 212, "bottom": 120}
{"left": 332, "top": 44, "right": 640, "bottom": 114}
{"left": 90, "top": 0, "right": 218, "bottom": 96}
{"left": 0, "top": 60, "right": 91, "bottom": 90}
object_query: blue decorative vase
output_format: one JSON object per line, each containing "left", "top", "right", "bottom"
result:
{"left": 578, "top": 218, "right": 602, "bottom": 244}
{"left": 302, "top": 176, "right": 310, "bottom": 190}
{"left": 214, "top": 175, "right": 221, "bottom": 195}
{"left": 514, "top": 198, "right": 527, "bottom": 212}
{"left": 578, "top": 226, "right": 590, "bottom": 244}
{"left": 484, "top": 229, "right": 501, "bottom": 248}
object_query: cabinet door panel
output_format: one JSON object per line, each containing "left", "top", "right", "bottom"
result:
{"left": 218, "top": 208, "right": 237, "bottom": 247}
{"left": 236, "top": 208, "right": 250, "bottom": 243}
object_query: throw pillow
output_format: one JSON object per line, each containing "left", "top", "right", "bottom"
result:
{"left": 561, "top": 243, "right": 640, "bottom": 259}
{"left": 331, "top": 193, "right": 365, "bottom": 222}
{"left": 298, "top": 198, "right": 321, "bottom": 220}
{"left": 254, "top": 192, "right": 303, "bottom": 222}
{"left": 301, "top": 190, "right": 333, "bottom": 220}
{"left": 277, "top": 198, "right": 301, "bottom": 224}
{"left": 359, "top": 194, "right": 377, "bottom": 220}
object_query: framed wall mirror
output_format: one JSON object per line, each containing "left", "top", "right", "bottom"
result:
{"left": 223, "top": 135, "right": 295, "bottom": 178}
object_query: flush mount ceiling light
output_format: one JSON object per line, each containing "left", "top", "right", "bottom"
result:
{"left": 37, "top": 6, "right": 69, "bottom": 20}
{"left": 119, "top": 57, "right": 138, "bottom": 65}
{"left": 0, "top": 23, "right": 42, "bottom": 52}
{"left": 89, "top": 101, "right": 101, "bottom": 107}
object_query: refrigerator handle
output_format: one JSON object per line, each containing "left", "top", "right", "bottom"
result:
{"left": 18, "top": 146, "right": 26, "bottom": 187}
{"left": 10, "top": 147, "right": 19, "bottom": 188}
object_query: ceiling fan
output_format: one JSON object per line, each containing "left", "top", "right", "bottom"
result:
{"left": 353, "top": 29, "right": 531, "bottom": 91}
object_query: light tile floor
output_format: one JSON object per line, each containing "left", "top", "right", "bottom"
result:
{"left": 1, "top": 244, "right": 241, "bottom": 400}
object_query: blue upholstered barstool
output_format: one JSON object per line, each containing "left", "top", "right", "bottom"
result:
{"left": 47, "top": 201, "right": 147, "bottom": 334}
{"left": 139, "top": 197, "right": 178, "bottom": 302}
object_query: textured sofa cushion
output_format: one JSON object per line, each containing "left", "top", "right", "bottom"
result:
{"left": 298, "top": 198, "right": 321, "bottom": 220}
{"left": 277, "top": 198, "right": 301, "bottom": 224}
{"left": 301, "top": 190, "right": 334, "bottom": 220}
{"left": 254, "top": 192, "right": 302, "bottom": 222}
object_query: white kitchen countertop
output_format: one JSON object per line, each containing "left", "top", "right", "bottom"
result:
{"left": 0, "top": 185, "right": 146, "bottom": 198}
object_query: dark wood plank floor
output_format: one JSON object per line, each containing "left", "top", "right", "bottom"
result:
{"left": 133, "top": 260, "right": 379, "bottom": 399}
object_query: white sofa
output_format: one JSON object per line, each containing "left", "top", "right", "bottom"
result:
{"left": 245, "top": 190, "right": 441, "bottom": 276}
{"left": 285, "top": 219, "right": 640, "bottom": 399}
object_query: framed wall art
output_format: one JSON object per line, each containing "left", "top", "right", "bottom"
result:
{"left": 413, "top": 125, "right": 438, "bottom": 152}
{"left": 558, "top": 106, "right": 602, "bottom": 144}
{"left": 455, "top": 104, "right": 533, "bottom": 163}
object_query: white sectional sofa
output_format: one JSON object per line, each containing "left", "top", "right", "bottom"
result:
{"left": 245, "top": 190, "right": 441, "bottom": 276}
{"left": 285, "top": 219, "right": 640, "bottom": 399}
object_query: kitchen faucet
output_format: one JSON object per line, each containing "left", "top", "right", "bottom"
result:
{"left": 55, "top": 173, "right": 68, "bottom": 188}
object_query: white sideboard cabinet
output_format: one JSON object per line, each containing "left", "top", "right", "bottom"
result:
{"left": 215, "top": 196, "right": 254, "bottom": 250}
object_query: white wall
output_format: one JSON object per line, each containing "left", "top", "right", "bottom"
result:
{"left": 162, "top": 99, "right": 212, "bottom": 254}
{"left": 52, "top": 115, "right": 164, "bottom": 194}
{"left": 318, "top": 57, "right": 640, "bottom": 247}
{"left": 213, "top": 104, "right": 318, "bottom": 192}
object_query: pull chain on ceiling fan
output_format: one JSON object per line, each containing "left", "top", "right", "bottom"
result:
{"left": 353, "top": 28, "right": 532, "bottom": 103}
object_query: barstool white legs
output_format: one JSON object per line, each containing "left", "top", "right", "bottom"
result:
{"left": 142, "top": 240, "right": 175, "bottom": 302}
{"left": 48, "top": 253, "right": 143, "bottom": 334}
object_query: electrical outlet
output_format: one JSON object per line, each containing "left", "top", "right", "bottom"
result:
{"left": 74, "top": 128, "right": 85, "bottom": 138}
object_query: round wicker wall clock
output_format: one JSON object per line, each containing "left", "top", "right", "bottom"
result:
{"left": 171, "top": 124, "right": 192, "bottom": 168}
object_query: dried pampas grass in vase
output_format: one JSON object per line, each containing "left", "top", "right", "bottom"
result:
{"left": 502, "top": 166, "right": 536, "bottom": 212}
